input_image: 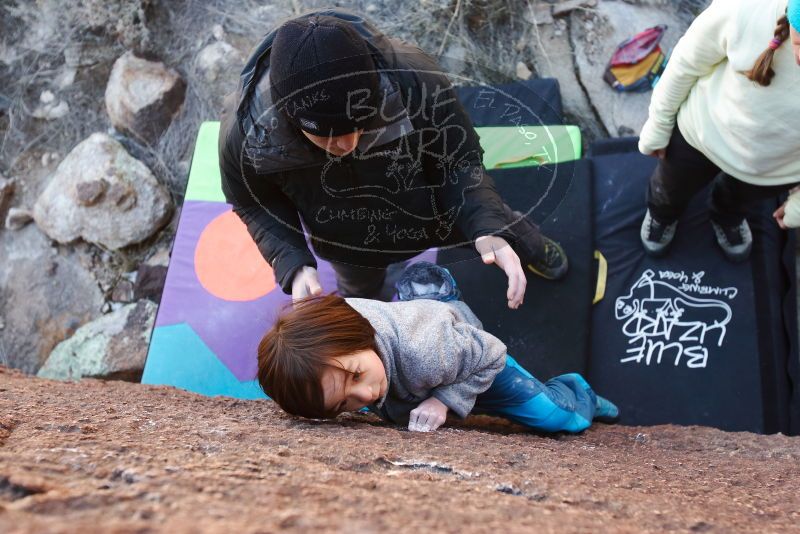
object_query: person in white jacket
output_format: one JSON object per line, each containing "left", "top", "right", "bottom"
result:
{"left": 638, "top": 0, "right": 800, "bottom": 262}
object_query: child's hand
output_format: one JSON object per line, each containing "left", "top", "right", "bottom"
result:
{"left": 773, "top": 203, "right": 788, "bottom": 230}
{"left": 408, "top": 397, "right": 448, "bottom": 432}
{"left": 644, "top": 148, "right": 666, "bottom": 159}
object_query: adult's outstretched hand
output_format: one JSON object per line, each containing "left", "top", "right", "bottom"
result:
{"left": 291, "top": 266, "right": 323, "bottom": 303}
{"left": 475, "top": 235, "right": 526, "bottom": 309}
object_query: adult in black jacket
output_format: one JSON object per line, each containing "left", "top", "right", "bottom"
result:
{"left": 219, "top": 9, "right": 568, "bottom": 309}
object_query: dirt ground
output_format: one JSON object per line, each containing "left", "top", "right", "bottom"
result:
{"left": 1, "top": 367, "right": 798, "bottom": 533}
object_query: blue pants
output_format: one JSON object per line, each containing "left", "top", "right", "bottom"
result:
{"left": 474, "top": 356, "right": 616, "bottom": 433}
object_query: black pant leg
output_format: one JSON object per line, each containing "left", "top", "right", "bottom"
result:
{"left": 328, "top": 260, "right": 388, "bottom": 300}
{"left": 647, "top": 127, "right": 723, "bottom": 223}
{"left": 709, "top": 175, "right": 800, "bottom": 226}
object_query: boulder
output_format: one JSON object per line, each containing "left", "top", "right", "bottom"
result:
{"left": 0, "top": 225, "right": 104, "bottom": 373}
{"left": 105, "top": 51, "right": 186, "bottom": 144}
{"left": 37, "top": 300, "right": 157, "bottom": 382}
{"left": 32, "top": 132, "right": 173, "bottom": 250}
{"left": 193, "top": 39, "right": 245, "bottom": 109}
{"left": 194, "top": 40, "right": 244, "bottom": 83}
{"left": 570, "top": 1, "right": 691, "bottom": 136}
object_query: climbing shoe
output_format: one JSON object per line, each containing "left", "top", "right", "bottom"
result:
{"left": 711, "top": 219, "right": 752, "bottom": 263}
{"left": 525, "top": 235, "right": 569, "bottom": 281}
{"left": 640, "top": 208, "right": 677, "bottom": 257}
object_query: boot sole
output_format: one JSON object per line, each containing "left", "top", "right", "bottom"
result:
{"left": 641, "top": 241, "right": 672, "bottom": 258}
{"left": 719, "top": 245, "right": 752, "bottom": 263}
{"left": 525, "top": 252, "right": 569, "bottom": 281}
{"left": 711, "top": 222, "right": 753, "bottom": 263}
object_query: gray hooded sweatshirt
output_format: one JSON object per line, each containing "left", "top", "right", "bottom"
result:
{"left": 345, "top": 298, "right": 507, "bottom": 424}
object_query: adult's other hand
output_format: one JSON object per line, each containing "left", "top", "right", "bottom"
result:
{"left": 291, "top": 266, "right": 323, "bottom": 302}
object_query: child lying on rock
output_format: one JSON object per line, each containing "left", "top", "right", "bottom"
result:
{"left": 256, "top": 262, "right": 618, "bottom": 433}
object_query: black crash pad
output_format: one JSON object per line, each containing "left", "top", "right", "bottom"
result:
{"left": 437, "top": 160, "right": 594, "bottom": 380}
{"left": 587, "top": 138, "right": 799, "bottom": 434}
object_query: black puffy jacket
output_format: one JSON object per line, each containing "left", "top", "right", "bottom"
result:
{"left": 219, "top": 9, "right": 514, "bottom": 293}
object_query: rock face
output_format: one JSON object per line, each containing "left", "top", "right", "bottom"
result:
{"left": 105, "top": 51, "right": 186, "bottom": 144}
{"left": 36, "top": 300, "right": 157, "bottom": 382}
{"left": 0, "top": 226, "right": 104, "bottom": 373}
{"left": 571, "top": 1, "right": 692, "bottom": 136}
{"left": 526, "top": 18, "right": 608, "bottom": 141}
{"left": 32, "top": 133, "right": 173, "bottom": 250}
{"left": 133, "top": 264, "right": 168, "bottom": 303}
{"left": 1, "top": 368, "right": 800, "bottom": 532}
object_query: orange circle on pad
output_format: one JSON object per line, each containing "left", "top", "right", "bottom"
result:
{"left": 194, "top": 210, "right": 276, "bottom": 301}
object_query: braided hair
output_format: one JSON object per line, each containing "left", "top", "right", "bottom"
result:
{"left": 744, "top": 14, "right": 790, "bottom": 86}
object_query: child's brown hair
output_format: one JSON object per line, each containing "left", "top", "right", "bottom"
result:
{"left": 257, "top": 294, "right": 377, "bottom": 419}
{"left": 744, "top": 14, "right": 790, "bottom": 86}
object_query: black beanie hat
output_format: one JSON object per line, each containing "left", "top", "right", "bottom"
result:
{"left": 270, "top": 16, "right": 380, "bottom": 136}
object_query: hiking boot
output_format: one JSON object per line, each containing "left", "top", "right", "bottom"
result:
{"left": 640, "top": 208, "right": 677, "bottom": 257}
{"left": 711, "top": 219, "right": 752, "bottom": 263}
{"left": 509, "top": 209, "right": 568, "bottom": 280}
{"left": 525, "top": 235, "right": 569, "bottom": 280}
